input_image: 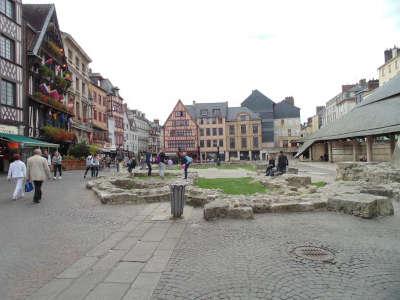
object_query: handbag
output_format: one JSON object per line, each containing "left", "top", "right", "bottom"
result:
{"left": 25, "top": 181, "right": 34, "bottom": 193}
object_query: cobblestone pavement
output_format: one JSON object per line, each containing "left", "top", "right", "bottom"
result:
{"left": 152, "top": 203, "right": 400, "bottom": 299}
{"left": 0, "top": 170, "right": 152, "bottom": 300}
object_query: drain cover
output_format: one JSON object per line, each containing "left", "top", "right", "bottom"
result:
{"left": 292, "top": 246, "right": 334, "bottom": 262}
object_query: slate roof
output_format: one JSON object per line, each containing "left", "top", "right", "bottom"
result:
{"left": 227, "top": 107, "right": 260, "bottom": 121}
{"left": 185, "top": 102, "right": 228, "bottom": 119}
{"left": 295, "top": 73, "right": 400, "bottom": 157}
{"left": 273, "top": 100, "right": 300, "bottom": 119}
{"left": 241, "top": 89, "right": 275, "bottom": 111}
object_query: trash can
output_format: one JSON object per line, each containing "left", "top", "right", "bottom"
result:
{"left": 170, "top": 183, "right": 186, "bottom": 218}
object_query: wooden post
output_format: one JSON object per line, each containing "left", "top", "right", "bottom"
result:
{"left": 309, "top": 145, "right": 313, "bottom": 161}
{"left": 328, "top": 141, "right": 333, "bottom": 162}
{"left": 390, "top": 135, "right": 396, "bottom": 158}
{"left": 366, "top": 136, "right": 373, "bottom": 162}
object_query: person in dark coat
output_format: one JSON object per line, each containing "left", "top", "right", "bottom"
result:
{"left": 277, "top": 151, "right": 288, "bottom": 173}
{"left": 145, "top": 149, "right": 152, "bottom": 176}
{"left": 265, "top": 155, "right": 276, "bottom": 176}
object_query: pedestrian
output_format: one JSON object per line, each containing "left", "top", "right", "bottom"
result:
{"left": 277, "top": 151, "right": 288, "bottom": 174}
{"left": 116, "top": 148, "right": 124, "bottom": 172}
{"left": 43, "top": 149, "right": 51, "bottom": 169}
{"left": 83, "top": 154, "right": 93, "bottom": 178}
{"left": 105, "top": 155, "right": 111, "bottom": 169}
{"left": 145, "top": 149, "right": 152, "bottom": 176}
{"left": 180, "top": 152, "right": 193, "bottom": 179}
{"left": 265, "top": 154, "right": 276, "bottom": 176}
{"left": 131, "top": 153, "right": 137, "bottom": 169}
{"left": 92, "top": 154, "right": 100, "bottom": 177}
{"left": 7, "top": 153, "right": 26, "bottom": 200}
{"left": 158, "top": 151, "right": 166, "bottom": 178}
{"left": 27, "top": 148, "right": 51, "bottom": 203}
{"left": 52, "top": 151, "right": 62, "bottom": 179}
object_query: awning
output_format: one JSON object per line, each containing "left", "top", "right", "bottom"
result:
{"left": 0, "top": 133, "right": 59, "bottom": 148}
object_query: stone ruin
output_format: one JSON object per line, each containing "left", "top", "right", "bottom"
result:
{"left": 86, "top": 162, "right": 398, "bottom": 221}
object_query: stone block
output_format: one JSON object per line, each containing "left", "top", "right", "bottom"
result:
{"left": 85, "top": 283, "right": 130, "bottom": 300}
{"left": 287, "top": 167, "right": 298, "bottom": 174}
{"left": 203, "top": 200, "right": 230, "bottom": 220}
{"left": 376, "top": 197, "right": 394, "bottom": 216}
{"left": 123, "top": 241, "right": 159, "bottom": 262}
{"left": 271, "top": 202, "right": 314, "bottom": 213}
{"left": 285, "top": 176, "right": 312, "bottom": 187}
{"left": 122, "top": 273, "right": 161, "bottom": 300}
{"left": 104, "top": 262, "right": 144, "bottom": 283}
{"left": 326, "top": 193, "right": 391, "bottom": 218}
{"left": 227, "top": 207, "right": 254, "bottom": 219}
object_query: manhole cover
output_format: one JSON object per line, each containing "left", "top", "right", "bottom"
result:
{"left": 292, "top": 246, "right": 335, "bottom": 262}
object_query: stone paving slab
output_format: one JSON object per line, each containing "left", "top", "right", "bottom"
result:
{"left": 27, "top": 279, "right": 73, "bottom": 300}
{"left": 141, "top": 223, "right": 172, "bottom": 242}
{"left": 85, "top": 283, "right": 130, "bottom": 300}
{"left": 56, "top": 256, "right": 98, "bottom": 279}
{"left": 122, "top": 241, "right": 160, "bottom": 262}
{"left": 104, "top": 262, "right": 144, "bottom": 283}
{"left": 122, "top": 273, "right": 161, "bottom": 300}
{"left": 86, "top": 231, "right": 129, "bottom": 257}
{"left": 113, "top": 237, "right": 139, "bottom": 250}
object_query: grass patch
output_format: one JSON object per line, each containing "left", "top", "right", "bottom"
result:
{"left": 312, "top": 181, "right": 327, "bottom": 188}
{"left": 195, "top": 177, "right": 267, "bottom": 195}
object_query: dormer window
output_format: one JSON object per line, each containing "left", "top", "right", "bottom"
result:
{"left": 212, "top": 108, "right": 220, "bottom": 116}
{"left": 175, "top": 111, "right": 185, "bottom": 117}
{"left": 200, "top": 109, "right": 208, "bottom": 117}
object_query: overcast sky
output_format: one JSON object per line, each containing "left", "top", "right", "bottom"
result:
{"left": 25, "top": 0, "right": 400, "bottom": 123}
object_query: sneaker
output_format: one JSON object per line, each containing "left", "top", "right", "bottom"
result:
{"left": 53, "top": 176, "right": 56, "bottom": 180}
{"left": 58, "top": 176, "right": 62, "bottom": 180}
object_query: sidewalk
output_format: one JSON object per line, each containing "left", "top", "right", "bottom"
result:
{"left": 28, "top": 202, "right": 193, "bottom": 300}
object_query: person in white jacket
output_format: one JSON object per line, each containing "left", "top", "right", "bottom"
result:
{"left": 7, "top": 153, "right": 27, "bottom": 200}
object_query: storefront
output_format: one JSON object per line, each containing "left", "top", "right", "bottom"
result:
{"left": 0, "top": 133, "right": 59, "bottom": 172}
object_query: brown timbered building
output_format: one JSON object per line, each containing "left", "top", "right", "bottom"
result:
{"left": 163, "top": 100, "right": 199, "bottom": 160}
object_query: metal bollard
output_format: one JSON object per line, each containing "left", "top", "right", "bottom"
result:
{"left": 170, "top": 183, "right": 186, "bottom": 218}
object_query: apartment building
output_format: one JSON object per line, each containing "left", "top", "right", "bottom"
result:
{"left": 378, "top": 46, "right": 400, "bottom": 86}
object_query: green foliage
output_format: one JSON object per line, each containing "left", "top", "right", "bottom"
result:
{"left": 89, "top": 144, "right": 99, "bottom": 156}
{"left": 195, "top": 177, "right": 267, "bottom": 195}
{"left": 68, "top": 142, "right": 90, "bottom": 159}
{"left": 191, "top": 163, "right": 256, "bottom": 171}
{"left": 312, "top": 181, "right": 327, "bottom": 188}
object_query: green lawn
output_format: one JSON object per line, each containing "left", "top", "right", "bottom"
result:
{"left": 312, "top": 181, "right": 327, "bottom": 188}
{"left": 195, "top": 177, "right": 267, "bottom": 195}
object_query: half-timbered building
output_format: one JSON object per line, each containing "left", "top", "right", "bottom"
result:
{"left": 163, "top": 100, "right": 199, "bottom": 160}
{"left": 22, "top": 4, "right": 73, "bottom": 140}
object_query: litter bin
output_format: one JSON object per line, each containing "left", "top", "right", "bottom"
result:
{"left": 170, "top": 183, "right": 186, "bottom": 218}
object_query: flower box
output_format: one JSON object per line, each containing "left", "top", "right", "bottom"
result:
{"left": 62, "top": 159, "right": 86, "bottom": 171}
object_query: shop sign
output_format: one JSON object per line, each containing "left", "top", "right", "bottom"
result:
{"left": 0, "top": 125, "right": 18, "bottom": 134}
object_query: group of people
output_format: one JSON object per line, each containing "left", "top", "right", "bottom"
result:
{"left": 7, "top": 149, "right": 52, "bottom": 203}
{"left": 83, "top": 154, "right": 101, "bottom": 178}
{"left": 265, "top": 151, "right": 289, "bottom": 176}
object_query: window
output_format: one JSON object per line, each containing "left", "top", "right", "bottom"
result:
{"left": 230, "top": 138, "right": 235, "bottom": 149}
{"left": 200, "top": 140, "right": 204, "bottom": 147}
{"left": 218, "top": 128, "right": 223, "bottom": 135}
{"left": 253, "top": 137, "right": 259, "bottom": 148}
{"left": 241, "top": 138, "right": 247, "bottom": 148}
{"left": 240, "top": 114, "right": 248, "bottom": 121}
{"left": 81, "top": 63, "right": 86, "bottom": 73}
{"left": 213, "top": 140, "right": 218, "bottom": 147}
{"left": 75, "top": 78, "right": 80, "bottom": 93}
{"left": 211, "top": 117, "right": 216, "bottom": 124}
{"left": 200, "top": 128, "right": 204, "bottom": 136}
{"left": 240, "top": 125, "right": 246, "bottom": 134}
{"left": 218, "top": 117, "right": 222, "bottom": 124}
{"left": 212, "top": 128, "right": 217, "bottom": 136}
{"left": 93, "top": 109, "right": 97, "bottom": 120}
{"left": 206, "top": 128, "right": 210, "bottom": 136}
{"left": 175, "top": 111, "right": 185, "bottom": 117}
{"left": 93, "top": 92, "right": 97, "bottom": 102}
{"left": 219, "top": 139, "right": 223, "bottom": 147}
{"left": 75, "top": 57, "right": 80, "bottom": 69}
{"left": 0, "top": 79, "right": 15, "bottom": 106}
{"left": 252, "top": 125, "right": 258, "bottom": 134}
{"left": 229, "top": 125, "right": 235, "bottom": 135}
{"left": 212, "top": 108, "right": 220, "bottom": 116}
{"left": 0, "top": 0, "right": 14, "bottom": 19}
{"left": 206, "top": 140, "right": 211, "bottom": 147}
{"left": 0, "top": 35, "right": 14, "bottom": 61}
{"left": 288, "top": 128, "right": 292, "bottom": 136}
{"left": 200, "top": 109, "right": 208, "bottom": 117}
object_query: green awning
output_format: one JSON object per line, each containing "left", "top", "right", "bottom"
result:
{"left": 0, "top": 133, "right": 59, "bottom": 148}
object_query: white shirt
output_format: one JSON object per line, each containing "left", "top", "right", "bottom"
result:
{"left": 8, "top": 160, "right": 27, "bottom": 179}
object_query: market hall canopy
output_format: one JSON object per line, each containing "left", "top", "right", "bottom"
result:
{"left": 0, "top": 133, "right": 59, "bottom": 148}
{"left": 295, "top": 73, "right": 400, "bottom": 158}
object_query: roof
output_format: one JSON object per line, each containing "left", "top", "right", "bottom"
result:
{"left": 273, "top": 101, "right": 300, "bottom": 119}
{"left": 0, "top": 133, "right": 59, "bottom": 148}
{"left": 227, "top": 107, "right": 260, "bottom": 121}
{"left": 185, "top": 102, "right": 228, "bottom": 119}
{"left": 241, "top": 89, "right": 275, "bottom": 111}
{"left": 61, "top": 31, "right": 92, "bottom": 63}
{"left": 295, "top": 75, "right": 400, "bottom": 157}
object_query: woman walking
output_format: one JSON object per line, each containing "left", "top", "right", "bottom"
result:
{"left": 158, "top": 151, "right": 166, "bottom": 178}
{"left": 7, "top": 154, "right": 26, "bottom": 200}
{"left": 52, "top": 151, "right": 62, "bottom": 179}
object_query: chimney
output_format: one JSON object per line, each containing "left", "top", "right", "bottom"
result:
{"left": 283, "top": 96, "right": 294, "bottom": 106}
{"left": 359, "top": 78, "right": 366, "bottom": 87}
{"left": 384, "top": 49, "right": 393, "bottom": 63}
{"left": 154, "top": 119, "right": 159, "bottom": 126}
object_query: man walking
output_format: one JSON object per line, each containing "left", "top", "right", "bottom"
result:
{"left": 83, "top": 154, "right": 93, "bottom": 178}
{"left": 27, "top": 149, "right": 51, "bottom": 203}
{"left": 145, "top": 149, "right": 152, "bottom": 176}
{"left": 277, "top": 151, "right": 288, "bottom": 174}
